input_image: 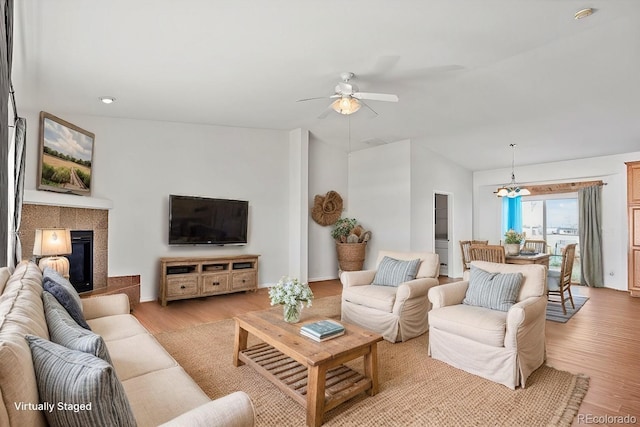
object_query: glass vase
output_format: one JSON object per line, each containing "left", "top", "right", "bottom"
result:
{"left": 283, "top": 301, "right": 303, "bottom": 323}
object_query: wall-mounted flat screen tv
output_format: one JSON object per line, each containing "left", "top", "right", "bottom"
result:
{"left": 169, "top": 195, "right": 248, "bottom": 245}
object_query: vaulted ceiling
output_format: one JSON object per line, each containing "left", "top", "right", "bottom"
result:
{"left": 12, "top": 0, "right": 640, "bottom": 171}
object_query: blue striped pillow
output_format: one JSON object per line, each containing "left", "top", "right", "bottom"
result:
{"left": 25, "top": 335, "right": 136, "bottom": 427}
{"left": 372, "top": 256, "right": 421, "bottom": 287}
{"left": 43, "top": 291, "right": 113, "bottom": 364}
{"left": 463, "top": 266, "right": 523, "bottom": 311}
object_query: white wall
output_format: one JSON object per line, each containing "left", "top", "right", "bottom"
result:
{"left": 348, "top": 141, "right": 412, "bottom": 268}
{"left": 22, "top": 110, "right": 291, "bottom": 301}
{"left": 347, "top": 140, "right": 474, "bottom": 273}
{"left": 410, "top": 141, "right": 474, "bottom": 277}
{"left": 307, "top": 136, "right": 348, "bottom": 281}
{"left": 473, "top": 151, "right": 640, "bottom": 291}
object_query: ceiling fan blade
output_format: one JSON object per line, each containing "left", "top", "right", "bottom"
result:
{"left": 317, "top": 104, "right": 334, "bottom": 119}
{"left": 297, "top": 94, "right": 340, "bottom": 102}
{"left": 352, "top": 92, "right": 399, "bottom": 102}
{"left": 359, "top": 100, "right": 379, "bottom": 118}
{"left": 296, "top": 96, "right": 328, "bottom": 102}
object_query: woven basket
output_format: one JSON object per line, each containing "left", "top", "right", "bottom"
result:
{"left": 335, "top": 242, "right": 367, "bottom": 271}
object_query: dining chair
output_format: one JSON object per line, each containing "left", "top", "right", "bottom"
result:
{"left": 523, "top": 239, "right": 547, "bottom": 254}
{"left": 469, "top": 244, "right": 506, "bottom": 264}
{"left": 547, "top": 243, "right": 577, "bottom": 314}
{"left": 459, "top": 240, "right": 489, "bottom": 270}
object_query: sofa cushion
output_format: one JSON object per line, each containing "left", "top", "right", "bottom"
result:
{"left": 43, "top": 291, "right": 112, "bottom": 364}
{"left": 25, "top": 335, "right": 137, "bottom": 427}
{"left": 122, "top": 366, "right": 211, "bottom": 426}
{"left": 43, "top": 270, "right": 91, "bottom": 330}
{"left": 0, "top": 262, "right": 49, "bottom": 427}
{"left": 372, "top": 256, "right": 421, "bottom": 287}
{"left": 107, "top": 334, "right": 177, "bottom": 381}
{"left": 0, "top": 266, "right": 11, "bottom": 294}
{"left": 463, "top": 266, "right": 523, "bottom": 312}
{"left": 88, "top": 314, "right": 150, "bottom": 342}
{"left": 429, "top": 304, "right": 508, "bottom": 347}
{"left": 342, "top": 284, "right": 397, "bottom": 312}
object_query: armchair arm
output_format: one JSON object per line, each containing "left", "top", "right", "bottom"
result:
{"left": 81, "top": 294, "right": 130, "bottom": 320}
{"left": 393, "top": 277, "right": 439, "bottom": 314}
{"left": 340, "top": 269, "right": 376, "bottom": 288}
{"left": 427, "top": 281, "right": 469, "bottom": 309}
{"left": 159, "top": 392, "right": 255, "bottom": 427}
{"left": 504, "top": 296, "right": 547, "bottom": 350}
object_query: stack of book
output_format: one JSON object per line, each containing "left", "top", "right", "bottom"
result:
{"left": 300, "top": 320, "right": 345, "bottom": 342}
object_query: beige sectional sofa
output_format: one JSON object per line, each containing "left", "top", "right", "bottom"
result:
{"left": 0, "top": 261, "right": 255, "bottom": 426}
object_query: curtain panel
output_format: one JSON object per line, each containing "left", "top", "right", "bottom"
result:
{"left": 578, "top": 185, "right": 604, "bottom": 287}
{"left": 0, "top": 0, "right": 13, "bottom": 267}
{"left": 502, "top": 195, "right": 523, "bottom": 234}
{"left": 12, "top": 117, "right": 25, "bottom": 267}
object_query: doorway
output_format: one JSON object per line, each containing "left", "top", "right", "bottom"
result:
{"left": 434, "top": 193, "right": 452, "bottom": 276}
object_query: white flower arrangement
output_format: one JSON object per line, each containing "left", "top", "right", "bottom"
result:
{"left": 269, "top": 276, "right": 314, "bottom": 307}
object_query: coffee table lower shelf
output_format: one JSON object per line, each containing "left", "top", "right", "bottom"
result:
{"left": 239, "top": 342, "right": 371, "bottom": 413}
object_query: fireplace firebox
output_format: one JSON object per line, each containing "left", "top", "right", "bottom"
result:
{"left": 65, "top": 230, "right": 94, "bottom": 293}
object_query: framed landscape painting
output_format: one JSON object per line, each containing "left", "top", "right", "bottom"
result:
{"left": 37, "top": 112, "right": 95, "bottom": 196}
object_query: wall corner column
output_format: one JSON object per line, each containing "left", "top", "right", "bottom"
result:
{"left": 288, "top": 128, "right": 309, "bottom": 282}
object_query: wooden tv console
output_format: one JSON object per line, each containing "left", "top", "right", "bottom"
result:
{"left": 159, "top": 254, "right": 259, "bottom": 306}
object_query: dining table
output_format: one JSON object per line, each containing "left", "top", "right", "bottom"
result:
{"left": 505, "top": 253, "right": 550, "bottom": 268}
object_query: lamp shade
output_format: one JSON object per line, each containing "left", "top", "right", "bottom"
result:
{"left": 33, "top": 228, "right": 72, "bottom": 256}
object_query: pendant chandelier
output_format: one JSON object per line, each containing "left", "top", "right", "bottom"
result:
{"left": 496, "top": 144, "right": 530, "bottom": 198}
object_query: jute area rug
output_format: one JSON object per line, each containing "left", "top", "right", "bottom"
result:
{"left": 155, "top": 295, "right": 589, "bottom": 427}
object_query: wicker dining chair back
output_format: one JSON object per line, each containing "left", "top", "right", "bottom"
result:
{"left": 469, "top": 244, "right": 506, "bottom": 264}
{"left": 460, "top": 240, "right": 489, "bottom": 270}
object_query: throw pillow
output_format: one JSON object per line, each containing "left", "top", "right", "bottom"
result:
{"left": 25, "top": 335, "right": 137, "bottom": 427}
{"left": 43, "top": 270, "right": 91, "bottom": 330}
{"left": 463, "top": 266, "right": 523, "bottom": 311}
{"left": 43, "top": 291, "right": 112, "bottom": 364}
{"left": 43, "top": 267, "right": 83, "bottom": 311}
{"left": 372, "top": 256, "right": 421, "bottom": 287}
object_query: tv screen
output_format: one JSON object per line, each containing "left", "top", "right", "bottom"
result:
{"left": 169, "top": 195, "right": 248, "bottom": 245}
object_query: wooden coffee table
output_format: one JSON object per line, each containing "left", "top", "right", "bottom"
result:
{"left": 233, "top": 306, "right": 383, "bottom": 427}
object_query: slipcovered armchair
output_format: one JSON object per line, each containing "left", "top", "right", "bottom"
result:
{"left": 427, "top": 261, "right": 547, "bottom": 389}
{"left": 340, "top": 251, "right": 440, "bottom": 343}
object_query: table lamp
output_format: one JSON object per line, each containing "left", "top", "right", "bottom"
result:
{"left": 33, "top": 228, "right": 72, "bottom": 278}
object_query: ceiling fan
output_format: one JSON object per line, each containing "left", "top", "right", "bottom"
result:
{"left": 297, "top": 72, "right": 399, "bottom": 118}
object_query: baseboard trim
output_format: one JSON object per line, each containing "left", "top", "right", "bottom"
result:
{"left": 309, "top": 275, "right": 339, "bottom": 282}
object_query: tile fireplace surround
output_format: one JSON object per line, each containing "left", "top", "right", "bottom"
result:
{"left": 19, "top": 204, "right": 108, "bottom": 290}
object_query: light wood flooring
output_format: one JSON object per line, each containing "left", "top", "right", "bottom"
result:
{"left": 133, "top": 278, "right": 640, "bottom": 424}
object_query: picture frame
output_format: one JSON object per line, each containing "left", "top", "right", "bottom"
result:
{"left": 37, "top": 111, "right": 95, "bottom": 196}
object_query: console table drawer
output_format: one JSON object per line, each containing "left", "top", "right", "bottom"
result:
{"left": 232, "top": 271, "right": 257, "bottom": 290}
{"left": 202, "top": 274, "right": 229, "bottom": 294}
{"left": 166, "top": 277, "right": 199, "bottom": 297}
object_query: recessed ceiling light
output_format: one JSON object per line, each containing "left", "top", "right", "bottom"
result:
{"left": 99, "top": 96, "right": 116, "bottom": 104}
{"left": 574, "top": 8, "right": 594, "bottom": 20}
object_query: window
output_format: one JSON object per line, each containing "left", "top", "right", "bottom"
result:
{"left": 521, "top": 195, "right": 580, "bottom": 280}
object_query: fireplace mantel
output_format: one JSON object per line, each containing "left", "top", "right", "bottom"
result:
{"left": 23, "top": 189, "right": 113, "bottom": 210}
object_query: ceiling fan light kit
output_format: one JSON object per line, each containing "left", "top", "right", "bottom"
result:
{"left": 298, "top": 71, "right": 398, "bottom": 117}
{"left": 496, "top": 144, "right": 530, "bottom": 198}
{"left": 332, "top": 97, "right": 361, "bottom": 115}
